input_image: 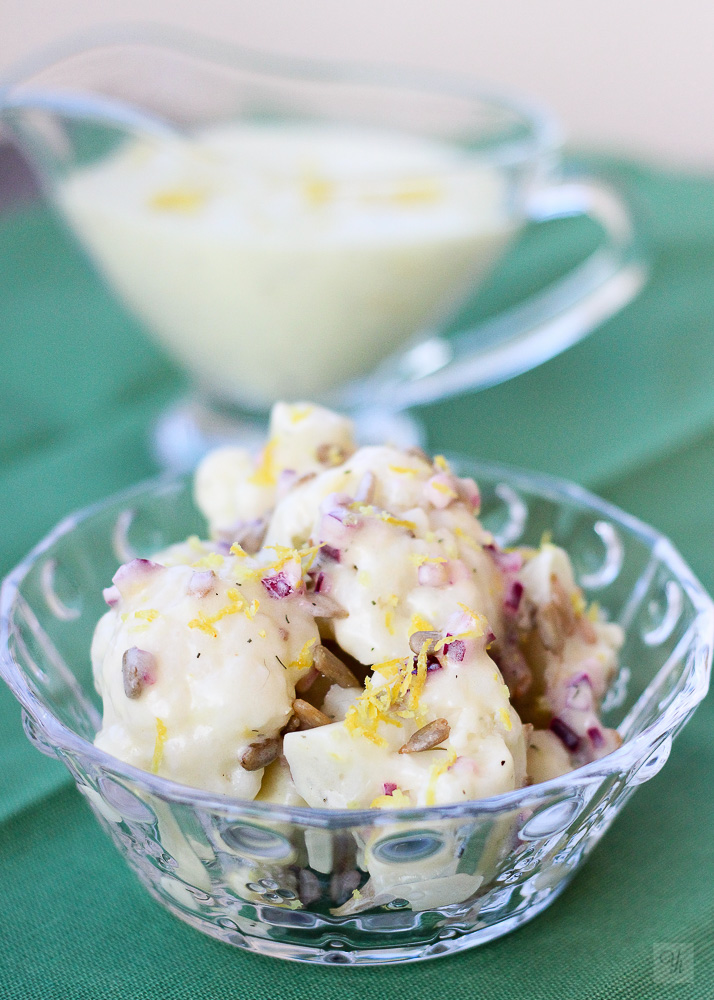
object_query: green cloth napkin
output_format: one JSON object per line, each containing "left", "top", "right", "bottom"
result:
{"left": 2, "top": 157, "right": 714, "bottom": 999}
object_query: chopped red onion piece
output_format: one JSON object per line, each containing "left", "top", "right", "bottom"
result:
{"left": 319, "top": 507, "right": 357, "bottom": 547}
{"left": 565, "top": 672, "right": 594, "bottom": 711}
{"left": 587, "top": 726, "right": 605, "bottom": 748}
{"left": 504, "top": 580, "right": 524, "bottom": 614}
{"left": 320, "top": 544, "right": 341, "bottom": 563}
{"left": 443, "top": 638, "right": 465, "bottom": 662}
{"left": 103, "top": 585, "right": 120, "bottom": 607}
{"left": 417, "top": 561, "right": 449, "bottom": 587}
{"left": 383, "top": 782, "right": 397, "bottom": 796}
{"left": 188, "top": 569, "right": 216, "bottom": 599}
{"left": 112, "top": 558, "right": 163, "bottom": 592}
{"left": 412, "top": 653, "right": 442, "bottom": 674}
{"left": 320, "top": 492, "right": 356, "bottom": 522}
{"left": 484, "top": 544, "right": 523, "bottom": 575}
{"left": 122, "top": 647, "right": 156, "bottom": 699}
{"left": 262, "top": 573, "right": 293, "bottom": 599}
{"left": 550, "top": 716, "right": 581, "bottom": 752}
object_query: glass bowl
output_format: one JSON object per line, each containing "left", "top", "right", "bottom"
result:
{"left": 1, "top": 460, "right": 711, "bottom": 965}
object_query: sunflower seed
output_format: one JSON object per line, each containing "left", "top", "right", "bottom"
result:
{"left": 409, "top": 630, "right": 441, "bottom": 655}
{"left": 298, "top": 594, "right": 349, "bottom": 619}
{"left": 292, "top": 699, "right": 332, "bottom": 729}
{"left": 313, "top": 644, "right": 361, "bottom": 688}
{"left": 239, "top": 737, "right": 281, "bottom": 771}
{"left": 122, "top": 647, "right": 156, "bottom": 699}
{"left": 399, "top": 718, "right": 450, "bottom": 753}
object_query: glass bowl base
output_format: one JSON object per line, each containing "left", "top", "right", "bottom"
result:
{"left": 141, "top": 873, "right": 572, "bottom": 965}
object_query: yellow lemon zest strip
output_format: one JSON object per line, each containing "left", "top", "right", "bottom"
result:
{"left": 188, "top": 590, "right": 245, "bottom": 637}
{"left": 370, "top": 787, "right": 412, "bottom": 809}
{"left": 191, "top": 552, "right": 224, "bottom": 570}
{"left": 571, "top": 590, "right": 587, "bottom": 617}
{"left": 453, "top": 525, "right": 480, "bottom": 550}
{"left": 410, "top": 553, "right": 448, "bottom": 568}
{"left": 410, "top": 613, "right": 435, "bottom": 634}
{"left": 290, "top": 638, "right": 317, "bottom": 673}
{"left": 431, "top": 480, "right": 457, "bottom": 497}
{"left": 425, "top": 748, "right": 457, "bottom": 806}
{"left": 151, "top": 718, "right": 167, "bottom": 774}
{"left": 289, "top": 404, "right": 313, "bottom": 423}
{"left": 149, "top": 188, "right": 205, "bottom": 212}
{"left": 135, "top": 608, "right": 159, "bottom": 622}
{"left": 248, "top": 438, "right": 277, "bottom": 486}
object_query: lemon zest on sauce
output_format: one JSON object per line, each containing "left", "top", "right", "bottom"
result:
{"left": 249, "top": 438, "right": 277, "bottom": 486}
{"left": 410, "top": 553, "right": 448, "bottom": 568}
{"left": 453, "top": 525, "right": 480, "bottom": 550}
{"left": 188, "top": 589, "right": 245, "bottom": 637}
{"left": 410, "top": 613, "right": 435, "bottom": 634}
{"left": 380, "top": 512, "right": 417, "bottom": 531}
{"left": 135, "top": 609, "right": 159, "bottom": 622}
{"left": 571, "top": 590, "right": 587, "bottom": 617}
{"left": 433, "top": 455, "right": 450, "bottom": 473}
{"left": 303, "top": 174, "right": 333, "bottom": 205}
{"left": 149, "top": 188, "right": 205, "bottom": 212}
{"left": 383, "top": 593, "right": 399, "bottom": 635}
{"left": 431, "top": 480, "right": 458, "bottom": 498}
{"left": 425, "top": 748, "right": 457, "bottom": 806}
{"left": 151, "top": 718, "right": 167, "bottom": 773}
{"left": 291, "top": 638, "right": 317, "bottom": 673}
{"left": 370, "top": 787, "right": 411, "bottom": 809}
{"left": 191, "top": 552, "right": 224, "bottom": 570}
{"left": 288, "top": 404, "right": 313, "bottom": 423}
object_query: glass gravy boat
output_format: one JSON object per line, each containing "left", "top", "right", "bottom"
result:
{"left": 1, "top": 26, "right": 646, "bottom": 464}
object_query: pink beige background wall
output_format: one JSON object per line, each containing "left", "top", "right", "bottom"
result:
{"left": 2, "top": 0, "right": 713, "bottom": 170}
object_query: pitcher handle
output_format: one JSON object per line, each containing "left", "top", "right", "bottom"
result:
{"left": 355, "top": 175, "right": 647, "bottom": 413}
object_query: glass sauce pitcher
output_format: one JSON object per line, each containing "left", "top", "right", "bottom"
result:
{"left": 1, "top": 26, "right": 646, "bottom": 464}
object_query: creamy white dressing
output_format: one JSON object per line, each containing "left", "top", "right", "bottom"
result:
{"left": 59, "top": 124, "right": 515, "bottom": 405}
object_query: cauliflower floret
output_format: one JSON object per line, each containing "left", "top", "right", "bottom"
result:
{"left": 93, "top": 548, "right": 319, "bottom": 798}
{"left": 93, "top": 401, "right": 624, "bottom": 820}
{"left": 194, "top": 402, "right": 356, "bottom": 540}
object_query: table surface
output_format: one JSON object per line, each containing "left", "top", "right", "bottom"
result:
{"left": 1, "top": 153, "right": 713, "bottom": 1000}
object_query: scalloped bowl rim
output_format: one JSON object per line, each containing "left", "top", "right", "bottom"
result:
{"left": 1, "top": 458, "right": 712, "bottom": 829}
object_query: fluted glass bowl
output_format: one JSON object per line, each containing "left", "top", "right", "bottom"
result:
{"left": 1, "top": 461, "right": 711, "bottom": 965}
